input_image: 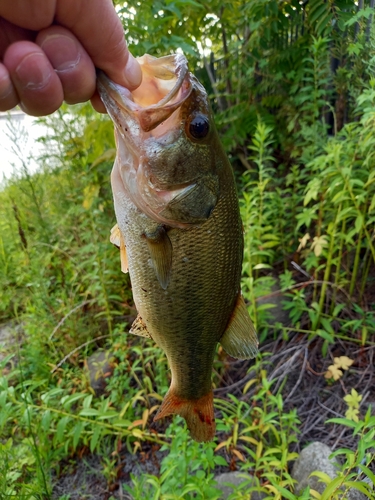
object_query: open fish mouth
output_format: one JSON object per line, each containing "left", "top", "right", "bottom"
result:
{"left": 97, "top": 54, "right": 192, "bottom": 144}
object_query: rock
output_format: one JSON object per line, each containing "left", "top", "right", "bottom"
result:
{"left": 0, "top": 322, "right": 24, "bottom": 365}
{"left": 214, "top": 472, "right": 266, "bottom": 499}
{"left": 347, "top": 487, "right": 369, "bottom": 500}
{"left": 291, "top": 441, "right": 370, "bottom": 499}
{"left": 292, "top": 442, "right": 339, "bottom": 494}
{"left": 86, "top": 350, "right": 115, "bottom": 396}
{"left": 347, "top": 478, "right": 374, "bottom": 500}
{"left": 0, "top": 324, "right": 14, "bottom": 363}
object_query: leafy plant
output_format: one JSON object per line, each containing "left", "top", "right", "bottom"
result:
{"left": 0, "top": 0, "right": 374, "bottom": 496}
{"left": 311, "top": 407, "right": 375, "bottom": 499}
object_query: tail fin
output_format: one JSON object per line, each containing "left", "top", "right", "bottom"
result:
{"left": 154, "top": 388, "right": 215, "bottom": 442}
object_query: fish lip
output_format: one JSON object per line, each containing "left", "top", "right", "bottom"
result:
{"left": 97, "top": 72, "right": 142, "bottom": 159}
{"left": 96, "top": 54, "right": 192, "bottom": 133}
{"left": 97, "top": 71, "right": 137, "bottom": 115}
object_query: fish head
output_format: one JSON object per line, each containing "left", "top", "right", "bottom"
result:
{"left": 97, "top": 54, "right": 220, "bottom": 228}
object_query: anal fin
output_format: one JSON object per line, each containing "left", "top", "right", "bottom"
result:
{"left": 144, "top": 226, "right": 172, "bottom": 290}
{"left": 130, "top": 314, "right": 152, "bottom": 338}
{"left": 154, "top": 388, "right": 215, "bottom": 442}
{"left": 220, "top": 293, "right": 258, "bottom": 359}
{"left": 110, "top": 224, "right": 128, "bottom": 273}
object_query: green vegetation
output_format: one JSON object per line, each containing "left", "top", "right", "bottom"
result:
{"left": 1, "top": 0, "right": 375, "bottom": 498}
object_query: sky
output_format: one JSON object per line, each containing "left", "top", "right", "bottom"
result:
{"left": 0, "top": 111, "right": 48, "bottom": 184}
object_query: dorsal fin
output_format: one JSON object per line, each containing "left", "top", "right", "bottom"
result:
{"left": 143, "top": 226, "right": 172, "bottom": 290}
{"left": 220, "top": 293, "right": 258, "bottom": 359}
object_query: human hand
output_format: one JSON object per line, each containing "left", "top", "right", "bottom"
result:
{"left": 0, "top": 0, "right": 142, "bottom": 116}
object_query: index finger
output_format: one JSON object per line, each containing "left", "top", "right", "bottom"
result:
{"left": 55, "top": 0, "right": 142, "bottom": 90}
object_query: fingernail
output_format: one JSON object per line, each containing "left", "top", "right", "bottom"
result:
{"left": 41, "top": 35, "right": 81, "bottom": 72}
{"left": 15, "top": 53, "right": 51, "bottom": 90}
{"left": 123, "top": 53, "right": 142, "bottom": 89}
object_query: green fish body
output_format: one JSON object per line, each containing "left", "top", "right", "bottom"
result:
{"left": 97, "top": 54, "right": 258, "bottom": 441}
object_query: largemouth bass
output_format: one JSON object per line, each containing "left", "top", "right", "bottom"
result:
{"left": 97, "top": 54, "right": 258, "bottom": 442}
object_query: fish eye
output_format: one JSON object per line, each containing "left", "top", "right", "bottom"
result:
{"left": 188, "top": 114, "right": 210, "bottom": 140}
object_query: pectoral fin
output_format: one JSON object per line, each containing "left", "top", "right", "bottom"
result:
{"left": 220, "top": 293, "right": 258, "bottom": 359}
{"left": 110, "top": 224, "right": 128, "bottom": 273}
{"left": 130, "top": 314, "right": 152, "bottom": 338}
{"left": 144, "top": 226, "right": 172, "bottom": 290}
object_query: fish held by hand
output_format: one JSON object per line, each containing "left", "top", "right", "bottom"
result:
{"left": 97, "top": 53, "right": 258, "bottom": 442}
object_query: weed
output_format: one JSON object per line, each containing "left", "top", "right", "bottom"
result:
{"left": 0, "top": 1, "right": 374, "bottom": 497}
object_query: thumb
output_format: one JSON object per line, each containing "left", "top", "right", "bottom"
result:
{"left": 55, "top": 0, "right": 142, "bottom": 89}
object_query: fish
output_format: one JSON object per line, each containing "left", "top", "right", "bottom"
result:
{"left": 97, "top": 53, "right": 258, "bottom": 442}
